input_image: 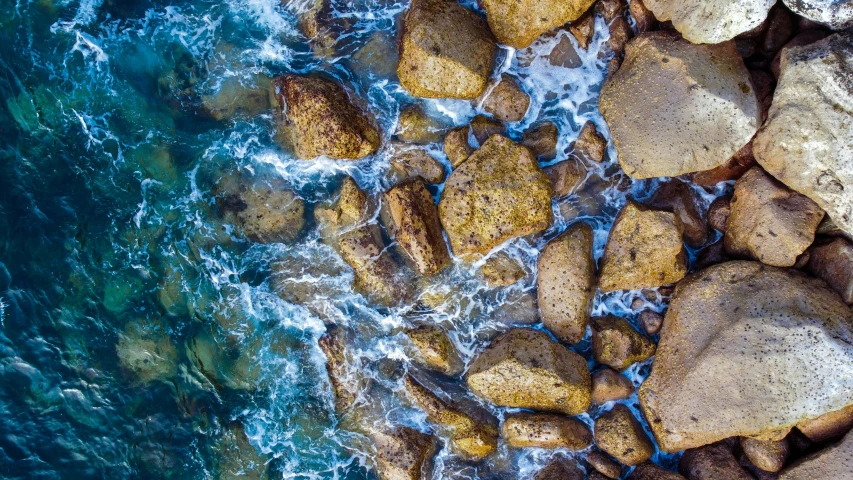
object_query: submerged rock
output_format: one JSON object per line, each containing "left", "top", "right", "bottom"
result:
{"left": 383, "top": 178, "right": 450, "bottom": 276}
{"left": 643, "top": 0, "right": 774, "bottom": 44}
{"left": 544, "top": 158, "right": 587, "bottom": 197}
{"left": 522, "top": 121, "right": 558, "bottom": 160}
{"left": 753, "top": 33, "right": 853, "bottom": 236}
{"left": 466, "top": 329, "right": 591, "bottom": 414}
{"left": 116, "top": 318, "right": 178, "bottom": 385}
{"left": 782, "top": 0, "right": 853, "bottom": 29}
{"left": 405, "top": 324, "right": 463, "bottom": 377}
{"left": 438, "top": 135, "right": 552, "bottom": 258}
{"left": 370, "top": 426, "right": 437, "bottom": 480}
{"left": 780, "top": 430, "right": 853, "bottom": 479}
{"left": 481, "top": 0, "right": 596, "bottom": 48}
{"left": 502, "top": 412, "right": 593, "bottom": 450}
{"left": 481, "top": 74, "right": 530, "bottom": 123}
{"left": 201, "top": 74, "right": 272, "bottom": 121}
{"left": 639, "top": 261, "right": 853, "bottom": 452}
{"left": 591, "top": 316, "right": 656, "bottom": 371}
{"left": 272, "top": 75, "right": 379, "bottom": 160}
{"left": 679, "top": 443, "right": 753, "bottom": 480}
{"left": 469, "top": 115, "right": 506, "bottom": 146}
{"left": 594, "top": 404, "right": 655, "bottom": 466}
{"left": 213, "top": 423, "right": 269, "bottom": 480}
{"left": 398, "top": 0, "right": 496, "bottom": 99}
{"left": 214, "top": 174, "right": 305, "bottom": 244}
{"left": 600, "top": 31, "right": 760, "bottom": 179}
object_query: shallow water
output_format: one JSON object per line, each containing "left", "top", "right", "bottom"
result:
{"left": 0, "top": 1, "right": 727, "bottom": 479}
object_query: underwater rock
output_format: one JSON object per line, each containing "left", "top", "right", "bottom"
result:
{"left": 782, "top": 0, "right": 853, "bottom": 29}
{"left": 369, "top": 426, "right": 438, "bottom": 480}
{"left": 481, "top": 0, "right": 595, "bottom": 48}
{"left": 591, "top": 316, "right": 656, "bottom": 371}
{"left": 537, "top": 223, "right": 596, "bottom": 345}
{"left": 643, "top": 0, "right": 774, "bottom": 43}
{"left": 439, "top": 135, "right": 552, "bottom": 258}
{"left": 753, "top": 33, "right": 853, "bottom": 236}
{"left": 779, "top": 430, "right": 853, "bottom": 479}
{"left": 591, "top": 368, "right": 635, "bottom": 405}
{"left": 587, "top": 450, "right": 623, "bottom": 479}
{"left": 600, "top": 31, "right": 760, "bottom": 179}
{"left": 481, "top": 252, "right": 526, "bottom": 287}
{"left": 481, "top": 74, "right": 530, "bottom": 123}
{"left": 383, "top": 178, "right": 450, "bottom": 276}
{"left": 639, "top": 261, "right": 853, "bottom": 452}
{"left": 350, "top": 32, "right": 399, "bottom": 80}
{"left": 502, "top": 412, "right": 593, "bottom": 450}
{"left": 598, "top": 201, "right": 687, "bottom": 292}
{"left": 594, "top": 404, "right": 655, "bottom": 466}
{"left": 534, "top": 456, "right": 585, "bottom": 480}
{"left": 395, "top": 105, "right": 446, "bottom": 144}
{"left": 186, "top": 331, "right": 259, "bottom": 391}
{"left": 544, "top": 158, "right": 587, "bottom": 197}
{"left": 444, "top": 127, "right": 474, "bottom": 168}
{"left": 647, "top": 179, "right": 709, "bottom": 248}
{"left": 397, "top": 0, "right": 496, "bottom": 99}
{"left": 466, "top": 328, "right": 591, "bottom": 415}
{"left": 573, "top": 121, "right": 606, "bottom": 163}
{"left": 628, "top": 463, "right": 687, "bottom": 480}
{"left": 522, "top": 121, "right": 558, "bottom": 160}
{"left": 741, "top": 436, "right": 789, "bottom": 473}
{"left": 212, "top": 423, "right": 269, "bottom": 480}
{"left": 116, "top": 318, "right": 178, "bottom": 385}
{"left": 272, "top": 75, "right": 379, "bottom": 160}
{"left": 201, "top": 74, "right": 271, "bottom": 121}
{"left": 796, "top": 404, "right": 853, "bottom": 443}
{"left": 724, "top": 167, "right": 824, "bottom": 267}
{"left": 389, "top": 147, "right": 446, "bottom": 185}
{"left": 214, "top": 173, "right": 305, "bottom": 244}
{"left": 679, "top": 442, "right": 753, "bottom": 480}
{"left": 405, "top": 324, "right": 463, "bottom": 377}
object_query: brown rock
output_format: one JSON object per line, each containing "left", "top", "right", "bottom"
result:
{"left": 535, "top": 457, "right": 585, "bottom": 480}
{"left": 599, "top": 201, "right": 688, "bottom": 292}
{"left": 779, "top": 431, "right": 853, "bottom": 480}
{"left": 679, "top": 443, "right": 753, "bottom": 480}
{"left": 797, "top": 404, "right": 853, "bottom": 443}
{"left": 647, "top": 179, "right": 708, "bottom": 247}
{"left": 202, "top": 74, "right": 272, "bottom": 121}
{"left": 370, "top": 426, "right": 437, "bottom": 480}
{"left": 750, "top": 70, "right": 776, "bottom": 121}
{"left": 502, "top": 413, "right": 593, "bottom": 450}
{"left": 383, "top": 178, "right": 450, "bottom": 276}
{"left": 591, "top": 368, "right": 635, "bottom": 404}
{"left": 741, "top": 436, "right": 789, "bottom": 473}
{"left": 574, "top": 121, "right": 607, "bottom": 162}
{"left": 548, "top": 34, "right": 583, "bottom": 68}
{"left": 639, "top": 310, "right": 664, "bottom": 336}
{"left": 628, "top": 463, "right": 687, "bottom": 480}
{"left": 570, "top": 11, "right": 596, "bottom": 50}
{"left": 389, "top": 148, "right": 446, "bottom": 184}
{"left": 481, "top": 0, "right": 596, "bottom": 49}
{"left": 597, "top": 0, "right": 627, "bottom": 21}
{"left": 438, "top": 135, "right": 552, "bottom": 258}
{"left": 594, "top": 404, "right": 655, "bottom": 466}
{"left": 544, "top": 159, "right": 587, "bottom": 197}
{"left": 466, "top": 328, "right": 592, "bottom": 415}
{"left": 296, "top": 0, "right": 349, "bottom": 56}
{"left": 608, "top": 16, "right": 633, "bottom": 55}
{"left": 708, "top": 197, "right": 731, "bottom": 234}
{"left": 724, "top": 167, "right": 824, "bottom": 267}
{"left": 481, "top": 252, "right": 526, "bottom": 287}
{"left": 592, "top": 316, "right": 656, "bottom": 371}
{"left": 482, "top": 74, "right": 530, "bottom": 123}
{"left": 469, "top": 115, "right": 506, "bottom": 146}
{"left": 444, "top": 127, "right": 474, "bottom": 168}
{"left": 214, "top": 173, "right": 305, "bottom": 244}
{"left": 537, "top": 223, "right": 596, "bottom": 344}
{"left": 807, "top": 237, "right": 853, "bottom": 305}
{"left": 318, "top": 326, "right": 361, "bottom": 413}
{"left": 587, "top": 450, "right": 623, "bottom": 479}
{"left": 396, "top": 105, "right": 446, "bottom": 144}
{"left": 761, "top": 5, "right": 794, "bottom": 55}
{"left": 522, "top": 121, "right": 559, "bottom": 160}
{"left": 629, "top": 0, "right": 658, "bottom": 33}
{"left": 405, "top": 324, "right": 463, "bottom": 376}
{"left": 692, "top": 141, "right": 756, "bottom": 186}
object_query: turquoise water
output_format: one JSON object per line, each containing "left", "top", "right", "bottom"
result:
{"left": 0, "top": 1, "right": 722, "bottom": 478}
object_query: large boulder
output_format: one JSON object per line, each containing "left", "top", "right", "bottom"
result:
{"left": 639, "top": 261, "right": 853, "bottom": 452}
{"left": 397, "top": 0, "right": 497, "bottom": 99}
{"left": 383, "top": 178, "right": 450, "bottom": 276}
{"left": 537, "top": 223, "right": 596, "bottom": 345}
{"left": 753, "top": 33, "right": 853, "bottom": 236}
{"left": 779, "top": 431, "right": 853, "bottom": 479}
{"left": 272, "top": 75, "right": 379, "bottom": 160}
{"left": 466, "top": 329, "right": 591, "bottom": 415}
{"left": 482, "top": 0, "right": 595, "bottom": 49}
{"left": 782, "top": 0, "right": 853, "bottom": 29}
{"left": 643, "top": 0, "right": 775, "bottom": 44}
{"left": 438, "top": 135, "right": 552, "bottom": 258}
{"left": 599, "top": 31, "right": 760, "bottom": 179}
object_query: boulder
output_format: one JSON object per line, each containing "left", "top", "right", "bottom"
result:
{"left": 201, "top": 74, "right": 271, "bottom": 121}
{"left": 797, "top": 404, "right": 853, "bottom": 443}
{"left": 537, "top": 223, "right": 596, "bottom": 344}
{"left": 591, "top": 316, "right": 656, "bottom": 371}
{"left": 594, "top": 404, "right": 655, "bottom": 466}
{"left": 600, "top": 31, "right": 760, "bottom": 179}
{"left": 522, "top": 121, "right": 559, "bottom": 160}
{"left": 647, "top": 179, "right": 709, "bottom": 248}
{"left": 398, "top": 0, "right": 496, "bottom": 99}
{"left": 679, "top": 443, "right": 754, "bottom": 480}
{"left": 608, "top": 17, "right": 633, "bottom": 55}
{"left": 272, "top": 75, "right": 379, "bottom": 160}
{"left": 502, "top": 413, "right": 593, "bottom": 450}
{"left": 482, "top": 74, "right": 530, "bottom": 123}
{"left": 587, "top": 451, "right": 623, "bottom": 479}
{"left": 389, "top": 148, "right": 446, "bottom": 184}
{"left": 591, "top": 368, "right": 635, "bottom": 404}
{"left": 214, "top": 173, "right": 305, "bottom": 244}
{"left": 638, "top": 261, "right": 853, "bottom": 452}
{"left": 753, "top": 33, "right": 853, "bottom": 236}
{"left": 481, "top": 0, "right": 596, "bottom": 48}
{"left": 724, "top": 167, "right": 824, "bottom": 267}
{"left": 741, "top": 436, "right": 789, "bottom": 473}
{"left": 443, "top": 127, "right": 473, "bottom": 168}
{"left": 438, "top": 135, "right": 552, "bottom": 258}
{"left": 466, "top": 328, "right": 591, "bottom": 414}
{"left": 405, "top": 325, "right": 463, "bottom": 377}
{"left": 395, "top": 105, "right": 446, "bottom": 144}
{"left": 369, "top": 427, "right": 437, "bottom": 480}
{"left": 643, "top": 0, "right": 775, "bottom": 44}
{"left": 573, "top": 121, "right": 607, "bottom": 163}
{"left": 534, "top": 457, "right": 585, "bottom": 480}
{"left": 481, "top": 252, "right": 526, "bottom": 287}
{"left": 383, "top": 178, "right": 450, "bottom": 276}
{"left": 598, "top": 201, "right": 688, "bottom": 292}
{"left": 781, "top": 0, "right": 853, "bottom": 29}
{"left": 544, "top": 159, "right": 587, "bottom": 197}
{"left": 628, "top": 463, "right": 687, "bottom": 480}
{"left": 470, "top": 115, "right": 506, "bottom": 145}
{"left": 318, "top": 326, "right": 362, "bottom": 413}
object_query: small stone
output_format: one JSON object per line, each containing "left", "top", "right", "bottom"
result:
{"left": 405, "top": 324, "right": 464, "bottom": 376}
{"left": 569, "top": 11, "right": 596, "bottom": 50}
{"left": 481, "top": 252, "right": 526, "bottom": 287}
{"left": 741, "top": 436, "right": 789, "bottom": 473}
{"left": 482, "top": 0, "right": 596, "bottom": 48}
{"left": 396, "top": 105, "right": 446, "bottom": 144}
{"left": 482, "top": 74, "right": 530, "bottom": 123}
{"left": 707, "top": 197, "right": 731, "bottom": 234}
{"left": 629, "top": 0, "right": 658, "bottom": 33}
{"left": 574, "top": 121, "right": 607, "bottom": 162}
{"left": 389, "top": 148, "right": 446, "bottom": 184}
{"left": 591, "top": 368, "right": 635, "bottom": 404}
{"left": 587, "top": 451, "right": 623, "bottom": 479}
{"left": 608, "top": 16, "right": 633, "bottom": 55}
{"left": 639, "top": 310, "right": 664, "bottom": 336}
{"left": 534, "top": 457, "right": 585, "bottom": 480}
{"left": 679, "top": 443, "right": 754, "bottom": 480}
{"left": 544, "top": 158, "right": 587, "bottom": 197}
{"left": 591, "top": 316, "right": 656, "bottom": 371}
{"left": 807, "top": 237, "right": 853, "bottom": 305}
{"left": 594, "top": 404, "right": 655, "bottom": 466}
{"left": 470, "top": 115, "right": 506, "bottom": 146}
{"left": 522, "top": 121, "right": 559, "bottom": 160}
{"left": 502, "top": 413, "right": 593, "bottom": 450}
{"left": 691, "top": 141, "right": 756, "bottom": 186}
{"left": 383, "top": 178, "right": 450, "bottom": 276}
{"left": 628, "top": 463, "right": 687, "bottom": 480}
{"left": 548, "top": 34, "right": 583, "bottom": 68}
{"left": 444, "top": 127, "right": 474, "bottom": 168}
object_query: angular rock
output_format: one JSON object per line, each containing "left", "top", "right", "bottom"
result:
{"left": 724, "top": 167, "right": 824, "bottom": 267}
{"left": 383, "top": 178, "right": 450, "bottom": 276}
{"left": 629, "top": 0, "right": 658, "bottom": 33}
{"left": 438, "top": 135, "right": 552, "bottom": 258}
{"left": 396, "top": 105, "right": 446, "bottom": 144}
{"left": 444, "top": 127, "right": 473, "bottom": 168}
{"left": 544, "top": 159, "right": 587, "bottom": 197}
{"left": 592, "top": 316, "right": 656, "bottom": 371}
{"left": 753, "top": 33, "right": 853, "bottom": 236}
{"left": 481, "top": 252, "right": 526, "bottom": 287}
{"left": 522, "top": 121, "right": 558, "bottom": 160}
{"left": 741, "top": 436, "right": 789, "bottom": 473}
{"left": 482, "top": 74, "right": 530, "bottom": 123}
{"left": 707, "top": 196, "right": 731, "bottom": 234}
{"left": 781, "top": 0, "right": 853, "bottom": 29}
{"left": 569, "top": 11, "right": 595, "bottom": 50}
{"left": 587, "top": 451, "right": 623, "bottom": 479}
{"left": 398, "top": 0, "right": 497, "bottom": 99}
{"left": 771, "top": 30, "right": 829, "bottom": 79}
{"left": 608, "top": 17, "right": 633, "bottom": 55}
{"left": 405, "top": 324, "right": 463, "bottom": 377}
{"left": 535, "top": 457, "right": 585, "bottom": 480}
{"left": 628, "top": 463, "right": 687, "bottom": 480}
{"left": 808, "top": 239, "right": 853, "bottom": 303}
{"left": 639, "top": 310, "right": 664, "bottom": 336}
{"left": 214, "top": 173, "right": 305, "bottom": 244}
{"left": 639, "top": 261, "right": 853, "bottom": 452}
{"left": 470, "top": 115, "right": 506, "bottom": 146}
{"left": 594, "top": 404, "right": 655, "bottom": 466}
{"left": 481, "top": 0, "right": 596, "bottom": 49}
{"left": 389, "top": 148, "right": 446, "bottom": 184}
{"left": 574, "top": 121, "right": 607, "bottom": 163}
{"left": 797, "top": 404, "right": 853, "bottom": 443}
{"left": 502, "top": 413, "right": 593, "bottom": 450}
{"left": 599, "top": 201, "right": 688, "bottom": 292}
{"left": 537, "top": 223, "right": 596, "bottom": 344}
{"left": 779, "top": 431, "right": 853, "bottom": 480}
{"left": 643, "top": 0, "right": 775, "bottom": 43}
{"left": 273, "top": 75, "right": 379, "bottom": 160}
{"left": 466, "top": 328, "right": 591, "bottom": 414}
{"left": 600, "top": 31, "right": 761, "bottom": 179}
{"left": 647, "top": 179, "right": 709, "bottom": 248}
{"left": 370, "top": 427, "right": 437, "bottom": 480}
{"left": 679, "top": 443, "right": 753, "bottom": 480}
{"left": 591, "top": 368, "right": 635, "bottom": 404}
{"left": 597, "top": 0, "right": 627, "bottom": 21}
{"left": 318, "top": 326, "right": 362, "bottom": 413}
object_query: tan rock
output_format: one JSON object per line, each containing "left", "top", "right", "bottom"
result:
{"left": 438, "top": 135, "right": 552, "bottom": 258}
{"left": 547, "top": 33, "right": 583, "bottom": 68}
{"left": 592, "top": 316, "right": 656, "bottom": 371}
{"left": 644, "top": 0, "right": 774, "bottom": 43}
{"left": 370, "top": 426, "right": 437, "bottom": 480}
{"left": 639, "top": 261, "right": 853, "bottom": 452}
{"left": 594, "top": 404, "right": 655, "bottom": 466}
{"left": 481, "top": 252, "right": 526, "bottom": 287}
{"left": 724, "top": 167, "right": 824, "bottom": 267}
{"left": 272, "top": 75, "right": 379, "bottom": 160}
{"left": 398, "top": 0, "right": 496, "bottom": 99}
{"left": 599, "top": 31, "right": 760, "bottom": 179}
{"left": 574, "top": 121, "right": 606, "bottom": 163}
{"left": 339, "top": 223, "right": 410, "bottom": 306}
{"left": 470, "top": 115, "right": 505, "bottom": 146}
{"left": 481, "top": 0, "right": 595, "bottom": 48}
{"left": 502, "top": 413, "right": 593, "bottom": 450}
{"left": 482, "top": 74, "right": 530, "bottom": 123}
{"left": 522, "top": 121, "right": 558, "bottom": 160}
{"left": 628, "top": 463, "right": 686, "bottom": 480}
{"left": 466, "top": 328, "right": 591, "bottom": 414}
{"left": 797, "top": 404, "right": 853, "bottom": 443}
{"left": 544, "top": 158, "right": 587, "bottom": 197}
{"left": 599, "top": 201, "right": 687, "bottom": 292}
{"left": 405, "top": 324, "right": 463, "bottom": 377}
{"left": 396, "top": 105, "right": 446, "bottom": 144}
{"left": 569, "top": 11, "right": 595, "bottom": 50}
{"left": 537, "top": 223, "right": 596, "bottom": 344}
{"left": 591, "top": 368, "right": 635, "bottom": 404}
{"left": 443, "top": 127, "right": 473, "bottom": 168}
{"left": 534, "top": 457, "right": 585, "bottom": 480}
{"left": 639, "top": 310, "right": 664, "bottom": 336}
{"left": 807, "top": 237, "right": 853, "bottom": 305}
{"left": 587, "top": 451, "right": 623, "bottom": 479}
{"left": 318, "top": 326, "right": 361, "bottom": 413}
{"left": 779, "top": 431, "right": 853, "bottom": 479}
{"left": 383, "top": 178, "right": 450, "bottom": 276}
{"left": 214, "top": 173, "right": 305, "bottom": 244}
{"left": 389, "top": 148, "right": 446, "bottom": 184}
{"left": 741, "top": 436, "right": 789, "bottom": 473}
{"left": 679, "top": 443, "right": 753, "bottom": 480}
{"left": 647, "top": 179, "right": 709, "bottom": 248}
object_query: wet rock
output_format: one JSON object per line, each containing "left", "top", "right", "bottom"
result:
{"left": 502, "top": 413, "right": 593, "bottom": 450}
{"left": 629, "top": 0, "right": 658, "bottom": 33}
{"left": 396, "top": 105, "right": 446, "bottom": 144}
{"left": 522, "top": 121, "right": 559, "bottom": 160}
{"left": 679, "top": 443, "right": 754, "bottom": 480}
{"left": 643, "top": 0, "right": 774, "bottom": 43}
{"left": 647, "top": 179, "right": 709, "bottom": 248}
{"left": 591, "top": 316, "right": 656, "bottom": 371}
{"left": 753, "top": 33, "right": 853, "bottom": 236}
{"left": 780, "top": 431, "right": 853, "bottom": 479}
{"left": 781, "top": 0, "right": 853, "bottom": 29}
{"left": 116, "top": 318, "right": 178, "bottom": 385}
{"left": 213, "top": 423, "right": 269, "bottom": 480}
{"left": 797, "top": 404, "right": 853, "bottom": 443}
{"left": 481, "top": 252, "right": 526, "bottom": 287}
{"left": 638, "top": 261, "right": 853, "bottom": 452}
{"left": 591, "top": 368, "right": 635, "bottom": 404}
{"left": 318, "top": 326, "right": 362, "bottom": 413}
{"left": 724, "top": 167, "right": 824, "bottom": 267}
{"left": 708, "top": 196, "right": 731, "bottom": 234}
{"left": 482, "top": 74, "right": 530, "bottom": 123}
{"left": 628, "top": 463, "right": 687, "bottom": 480}
{"left": 405, "top": 324, "right": 463, "bottom": 377}
{"left": 535, "top": 457, "right": 585, "bottom": 480}
{"left": 296, "top": 0, "right": 349, "bottom": 56}
{"left": 598, "top": 201, "right": 688, "bottom": 292}
{"left": 201, "top": 74, "right": 271, "bottom": 121}
{"left": 544, "top": 158, "right": 587, "bottom": 197}
{"left": 314, "top": 177, "right": 371, "bottom": 245}
{"left": 369, "top": 426, "right": 437, "bottom": 480}
{"left": 438, "top": 135, "right": 552, "bottom": 258}
{"left": 466, "top": 328, "right": 591, "bottom": 414}
{"left": 481, "top": 0, "right": 596, "bottom": 48}
{"left": 570, "top": 11, "right": 595, "bottom": 50}
{"left": 548, "top": 33, "right": 584, "bottom": 68}
{"left": 443, "top": 127, "right": 474, "bottom": 168}
{"left": 608, "top": 17, "right": 633, "bottom": 55}
{"left": 272, "top": 75, "right": 379, "bottom": 160}
{"left": 214, "top": 173, "right": 305, "bottom": 244}
{"left": 598, "top": 0, "right": 627, "bottom": 21}
{"left": 398, "top": 0, "right": 497, "bottom": 99}
{"left": 691, "top": 141, "right": 757, "bottom": 186}
{"left": 573, "top": 121, "right": 607, "bottom": 163}
{"left": 389, "top": 148, "right": 446, "bottom": 184}
{"left": 537, "top": 223, "right": 596, "bottom": 344}
{"left": 594, "top": 404, "right": 655, "bottom": 466}
{"left": 600, "top": 31, "right": 760, "bottom": 179}
{"left": 587, "top": 450, "right": 623, "bottom": 479}
{"left": 404, "top": 375, "right": 498, "bottom": 459}
{"left": 383, "top": 178, "right": 450, "bottom": 276}
{"left": 351, "top": 32, "right": 399, "bottom": 80}
{"left": 639, "top": 310, "right": 664, "bottom": 336}
{"left": 469, "top": 115, "right": 506, "bottom": 146}
{"left": 741, "top": 436, "right": 789, "bottom": 473}
{"left": 492, "top": 290, "right": 540, "bottom": 325}
{"left": 187, "top": 331, "right": 258, "bottom": 392}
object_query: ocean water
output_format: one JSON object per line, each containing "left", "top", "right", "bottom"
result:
{"left": 0, "top": 0, "right": 727, "bottom": 479}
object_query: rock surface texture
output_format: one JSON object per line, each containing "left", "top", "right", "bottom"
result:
{"left": 502, "top": 413, "right": 593, "bottom": 450}
{"left": 779, "top": 431, "right": 853, "bottom": 479}
{"left": 782, "top": 0, "right": 853, "bottom": 29}
{"left": 383, "top": 178, "right": 451, "bottom": 276}
{"left": 481, "top": 0, "right": 596, "bottom": 49}
{"left": 594, "top": 404, "right": 655, "bottom": 466}
{"left": 644, "top": 0, "right": 775, "bottom": 44}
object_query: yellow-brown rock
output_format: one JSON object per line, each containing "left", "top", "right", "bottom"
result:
{"left": 587, "top": 451, "right": 623, "bottom": 479}
{"left": 405, "top": 324, "right": 463, "bottom": 376}
{"left": 502, "top": 413, "right": 592, "bottom": 450}
{"left": 481, "top": 252, "right": 526, "bottom": 287}
{"left": 544, "top": 159, "right": 587, "bottom": 198}
{"left": 369, "top": 426, "right": 437, "bottom": 480}
{"left": 214, "top": 173, "right": 304, "bottom": 244}
{"left": 591, "top": 368, "right": 635, "bottom": 404}
{"left": 591, "top": 316, "right": 656, "bottom": 371}
{"left": 594, "top": 404, "right": 655, "bottom": 466}
{"left": 741, "top": 436, "right": 789, "bottom": 473}
{"left": 482, "top": 74, "right": 530, "bottom": 123}
{"left": 679, "top": 443, "right": 754, "bottom": 480}
{"left": 628, "top": 463, "right": 686, "bottom": 480}
{"left": 389, "top": 148, "right": 446, "bottom": 185}
{"left": 574, "top": 121, "right": 606, "bottom": 163}
{"left": 807, "top": 238, "right": 853, "bottom": 305}
{"left": 797, "top": 404, "right": 853, "bottom": 443}
{"left": 383, "top": 178, "right": 450, "bottom": 276}
{"left": 396, "top": 105, "right": 446, "bottom": 144}
{"left": 444, "top": 127, "right": 473, "bottom": 168}
{"left": 481, "top": 0, "right": 596, "bottom": 49}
